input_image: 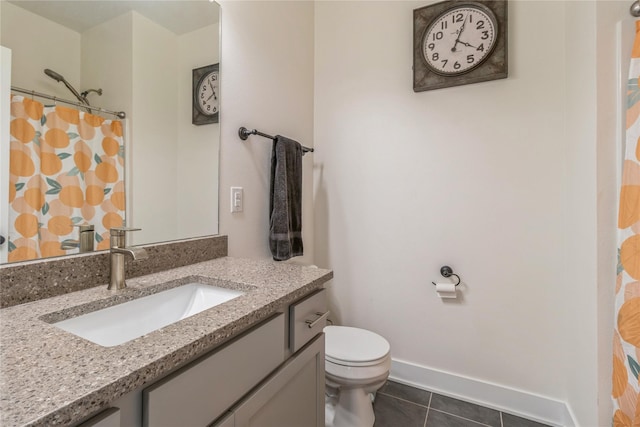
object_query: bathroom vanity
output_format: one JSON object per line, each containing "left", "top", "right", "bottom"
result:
{"left": 0, "top": 251, "right": 332, "bottom": 427}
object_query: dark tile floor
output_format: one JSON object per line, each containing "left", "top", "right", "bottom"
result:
{"left": 373, "top": 381, "right": 552, "bottom": 427}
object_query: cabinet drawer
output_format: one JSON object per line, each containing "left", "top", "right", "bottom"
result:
{"left": 289, "top": 289, "right": 328, "bottom": 353}
{"left": 143, "top": 313, "right": 285, "bottom": 427}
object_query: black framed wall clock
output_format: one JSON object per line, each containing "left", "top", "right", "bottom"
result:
{"left": 192, "top": 63, "right": 219, "bottom": 125}
{"left": 413, "top": 1, "right": 507, "bottom": 92}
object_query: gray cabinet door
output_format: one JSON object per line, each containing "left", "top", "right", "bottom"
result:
{"left": 143, "top": 314, "right": 285, "bottom": 427}
{"left": 234, "top": 334, "right": 325, "bottom": 427}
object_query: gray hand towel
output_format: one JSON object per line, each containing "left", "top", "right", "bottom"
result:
{"left": 269, "top": 135, "right": 303, "bottom": 261}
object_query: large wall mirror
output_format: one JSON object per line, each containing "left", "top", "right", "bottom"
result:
{"left": 0, "top": 0, "right": 220, "bottom": 264}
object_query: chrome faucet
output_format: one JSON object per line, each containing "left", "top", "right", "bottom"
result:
{"left": 109, "top": 227, "right": 148, "bottom": 291}
{"left": 61, "top": 224, "right": 95, "bottom": 253}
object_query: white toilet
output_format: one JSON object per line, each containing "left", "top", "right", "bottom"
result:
{"left": 324, "top": 326, "right": 391, "bottom": 427}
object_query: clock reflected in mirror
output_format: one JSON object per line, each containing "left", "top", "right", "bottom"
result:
{"left": 193, "top": 63, "right": 219, "bottom": 125}
{"left": 413, "top": 0, "right": 507, "bottom": 92}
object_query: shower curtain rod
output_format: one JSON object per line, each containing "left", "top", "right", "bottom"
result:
{"left": 631, "top": 0, "right": 640, "bottom": 17}
{"left": 238, "top": 126, "right": 314, "bottom": 154}
{"left": 10, "top": 86, "right": 126, "bottom": 119}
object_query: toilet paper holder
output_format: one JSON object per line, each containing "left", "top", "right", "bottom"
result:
{"left": 432, "top": 265, "right": 461, "bottom": 287}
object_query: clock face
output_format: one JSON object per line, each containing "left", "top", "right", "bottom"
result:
{"left": 422, "top": 4, "right": 498, "bottom": 76}
{"left": 196, "top": 71, "right": 219, "bottom": 116}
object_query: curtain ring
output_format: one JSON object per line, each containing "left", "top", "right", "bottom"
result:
{"left": 31, "top": 90, "right": 34, "bottom": 100}
{"left": 53, "top": 96, "right": 57, "bottom": 106}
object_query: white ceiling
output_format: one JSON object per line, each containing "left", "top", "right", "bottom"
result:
{"left": 7, "top": 0, "right": 219, "bottom": 35}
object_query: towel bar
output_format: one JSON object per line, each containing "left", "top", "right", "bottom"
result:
{"left": 238, "top": 127, "right": 314, "bottom": 155}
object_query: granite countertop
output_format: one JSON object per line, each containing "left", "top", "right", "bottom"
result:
{"left": 0, "top": 257, "right": 333, "bottom": 427}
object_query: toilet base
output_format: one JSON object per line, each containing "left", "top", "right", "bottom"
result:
{"left": 325, "top": 387, "right": 375, "bottom": 427}
{"left": 325, "top": 375, "right": 388, "bottom": 427}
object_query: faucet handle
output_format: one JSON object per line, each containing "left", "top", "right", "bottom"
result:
{"left": 74, "top": 224, "right": 95, "bottom": 252}
{"left": 110, "top": 227, "right": 142, "bottom": 236}
{"left": 109, "top": 227, "right": 142, "bottom": 248}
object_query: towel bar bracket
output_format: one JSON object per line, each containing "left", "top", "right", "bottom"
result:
{"left": 238, "top": 126, "right": 253, "bottom": 140}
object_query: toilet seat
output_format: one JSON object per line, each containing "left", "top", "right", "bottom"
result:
{"left": 326, "top": 354, "right": 389, "bottom": 367}
{"left": 325, "top": 356, "right": 391, "bottom": 385}
{"left": 324, "top": 326, "right": 390, "bottom": 367}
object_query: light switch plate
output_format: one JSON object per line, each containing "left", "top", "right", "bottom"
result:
{"left": 230, "top": 187, "right": 243, "bottom": 213}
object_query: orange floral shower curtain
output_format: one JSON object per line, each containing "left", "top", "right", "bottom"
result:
{"left": 613, "top": 21, "right": 640, "bottom": 426}
{"left": 8, "top": 95, "right": 125, "bottom": 262}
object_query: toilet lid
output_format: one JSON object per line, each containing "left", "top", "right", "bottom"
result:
{"left": 324, "top": 326, "right": 390, "bottom": 366}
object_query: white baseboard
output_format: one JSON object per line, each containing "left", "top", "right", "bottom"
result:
{"left": 389, "top": 358, "right": 577, "bottom": 427}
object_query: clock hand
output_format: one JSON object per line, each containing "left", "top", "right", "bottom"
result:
{"left": 458, "top": 40, "right": 478, "bottom": 49}
{"left": 206, "top": 89, "right": 218, "bottom": 101}
{"left": 451, "top": 15, "right": 468, "bottom": 53}
{"left": 458, "top": 15, "right": 468, "bottom": 37}
{"left": 208, "top": 81, "right": 218, "bottom": 100}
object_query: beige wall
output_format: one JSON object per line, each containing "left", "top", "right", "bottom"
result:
{"left": 315, "top": 0, "right": 570, "bottom": 417}
{"left": 1, "top": 1, "right": 81, "bottom": 97}
{"left": 131, "top": 12, "right": 179, "bottom": 244}
{"left": 562, "top": 2, "right": 599, "bottom": 423}
{"left": 81, "top": 12, "right": 133, "bottom": 115}
{"left": 177, "top": 23, "right": 220, "bottom": 240}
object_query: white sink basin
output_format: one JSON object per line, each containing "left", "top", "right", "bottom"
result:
{"left": 53, "top": 283, "right": 244, "bottom": 347}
